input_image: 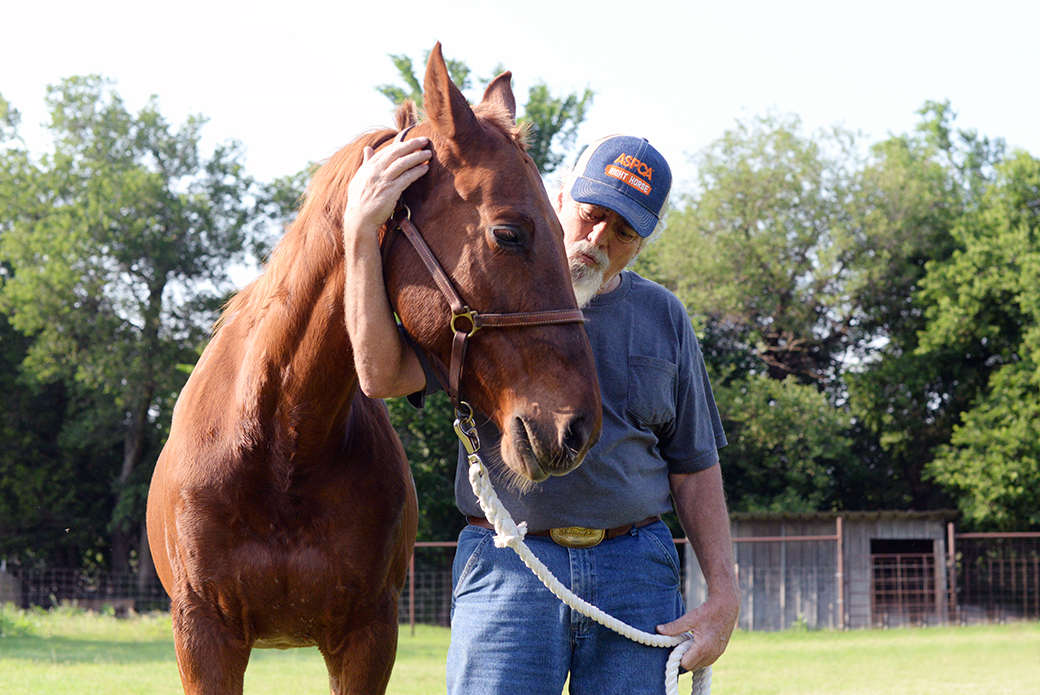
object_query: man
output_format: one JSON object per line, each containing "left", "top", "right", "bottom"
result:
{"left": 343, "top": 132, "right": 739, "bottom": 695}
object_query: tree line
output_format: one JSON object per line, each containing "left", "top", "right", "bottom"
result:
{"left": 1, "top": 52, "right": 1037, "bottom": 574}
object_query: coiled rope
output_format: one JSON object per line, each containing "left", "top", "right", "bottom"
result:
{"left": 455, "top": 409, "right": 711, "bottom": 695}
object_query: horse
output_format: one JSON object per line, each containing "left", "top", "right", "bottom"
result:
{"left": 146, "top": 43, "right": 602, "bottom": 695}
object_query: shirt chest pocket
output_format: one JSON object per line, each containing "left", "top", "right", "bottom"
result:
{"left": 626, "top": 355, "right": 678, "bottom": 427}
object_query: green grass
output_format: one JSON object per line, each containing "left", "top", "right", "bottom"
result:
{"left": 2, "top": 603, "right": 1038, "bottom": 694}
{"left": 712, "top": 623, "right": 1040, "bottom": 694}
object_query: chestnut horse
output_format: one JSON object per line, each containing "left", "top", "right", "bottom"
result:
{"left": 146, "top": 44, "right": 601, "bottom": 695}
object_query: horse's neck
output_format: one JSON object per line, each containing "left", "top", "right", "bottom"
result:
{"left": 231, "top": 229, "right": 359, "bottom": 453}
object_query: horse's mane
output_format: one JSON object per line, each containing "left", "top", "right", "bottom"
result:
{"left": 216, "top": 98, "right": 528, "bottom": 335}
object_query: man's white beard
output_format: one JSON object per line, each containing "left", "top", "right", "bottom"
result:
{"left": 567, "top": 241, "right": 609, "bottom": 309}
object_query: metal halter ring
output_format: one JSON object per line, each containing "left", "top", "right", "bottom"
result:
{"left": 451, "top": 307, "right": 480, "bottom": 338}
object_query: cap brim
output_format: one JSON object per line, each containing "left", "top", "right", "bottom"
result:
{"left": 571, "top": 176, "right": 659, "bottom": 237}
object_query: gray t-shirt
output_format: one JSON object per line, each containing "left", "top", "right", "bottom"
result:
{"left": 412, "top": 270, "right": 726, "bottom": 531}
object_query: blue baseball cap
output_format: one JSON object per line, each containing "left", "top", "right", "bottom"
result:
{"left": 569, "top": 135, "right": 672, "bottom": 237}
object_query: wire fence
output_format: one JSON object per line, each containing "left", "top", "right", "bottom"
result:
{"left": 2, "top": 532, "right": 1038, "bottom": 629}
{"left": 0, "top": 565, "right": 169, "bottom": 614}
{"left": 953, "top": 534, "right": 1040, "bottom": 623}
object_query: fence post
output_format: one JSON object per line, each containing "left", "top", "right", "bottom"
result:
{"left": 947, "top": 521, "right": 956, "bottom": 624}
{"left": 409, "top": 553, "right": 416, "bottom": 636}
{"left": 836, "top": 516, "right": 844, "bottom": 630}
{"left": 779, "top": 524, "right": 787, "bottom": 630}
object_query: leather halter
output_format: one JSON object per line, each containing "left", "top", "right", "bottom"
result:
{"left": 381, "top": 205, "right": 586, "bottom": 407}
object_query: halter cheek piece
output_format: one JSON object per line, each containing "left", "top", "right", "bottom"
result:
{"left": 381, "top": 202, "right": 586, "bottom": 408}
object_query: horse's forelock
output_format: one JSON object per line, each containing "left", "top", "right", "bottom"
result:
{"left": 395, "top": 101, "right": 420, "bottom": 131}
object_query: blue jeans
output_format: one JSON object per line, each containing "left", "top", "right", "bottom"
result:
{"left": 446, "top": 520, "right": 685, "bottom": 695}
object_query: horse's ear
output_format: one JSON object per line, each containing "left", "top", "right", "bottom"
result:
{"left": 480, "top": 71, "right": 516, "bottom": 122}
{"left": 423, "top": 42, "right": 479, "bottom": 143}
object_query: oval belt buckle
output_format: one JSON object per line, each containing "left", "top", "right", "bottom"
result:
{"left": 550, "top": 526, "right": 605, "bottom": 549}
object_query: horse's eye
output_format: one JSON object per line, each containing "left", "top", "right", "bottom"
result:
{"left": 489, "top": 225, "right": 523, "bottom": 249}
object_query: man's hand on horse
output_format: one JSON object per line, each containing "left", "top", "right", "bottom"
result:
{"left": 344, "top": 131, "right": 431, "bottom": 233}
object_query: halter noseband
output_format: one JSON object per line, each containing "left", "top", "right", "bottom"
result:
{"left": 381, "top": 204, "right": 586, "bottom": 408}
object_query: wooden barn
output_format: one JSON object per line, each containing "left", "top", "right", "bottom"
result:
{"left": 685, "top": 510, "right": 960, "bottom": 630}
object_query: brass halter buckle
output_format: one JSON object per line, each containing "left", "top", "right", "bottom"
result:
{"left": 550, "top": 527, "right": 606, "bottom": 549}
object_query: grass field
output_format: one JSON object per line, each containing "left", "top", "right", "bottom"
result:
{"left": 2, "top": 603, "right": 1038, "bottom": 694}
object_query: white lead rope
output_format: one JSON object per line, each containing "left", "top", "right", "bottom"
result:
{"left": 456, "top": 412, "right": 711, "bottom": 695}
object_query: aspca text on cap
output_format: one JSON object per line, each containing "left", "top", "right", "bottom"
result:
{"left": 612, "top": 154, "right": 654, "bottom": 181}
{"left": 605, "top": 152, "right": 653, "bottom": 196}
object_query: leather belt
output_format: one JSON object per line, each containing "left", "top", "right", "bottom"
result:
{"left": 466, "top": 515, "right": 662, "bottom": 549}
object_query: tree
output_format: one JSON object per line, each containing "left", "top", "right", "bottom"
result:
{"left": 0, "top": 311, "right": 106, "bottom": 567}
{"left": 844, "top": 102, "right": 1007, "bottom": 512}
{"left": 643, "top": 112, "right": 863, "bottom": 388}
{"left": 516, "top": 80, "right": 593, "bottom": 175}
{"left": 386, "top": 393, "right": 466, "bottom": 542}
{"left": 639, "top": 104, "right": 1025, "bottom": 516}
{"left": 637, "top": 113, "right": 863, "bottom": 512}
{"left": 376, "top": 52, "right": 472, "bottom": 108}
{"left": 0, "top": 77, "right": 260, "bottom": 571}
{"left": 715, "top": 374, "right": 852, "bottom": 512}
{"left": 917, "top": 150, "right": 1040, "bottom": 529}
{"left": 0, "top": 94, "right": 118, "bottom": 568}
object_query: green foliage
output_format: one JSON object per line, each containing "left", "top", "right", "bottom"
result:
{"left": 645, "top": 112, "right": 862, "bottom": 387}
{"left": 714, "top": 374, "right": 852, "bottom": 512}
{"left": 918, "top": 151, "right": 1040, "bottom": 529}
{"left": 251, "top": 166, "right": 313, "bottom": 261}
{"left": 386, "top": 392, "right": 465, "bottom": 542}
{"left": 0, "top": 603, "right": 39, "bottom": 638}
{"left": 0, "top": 302, "right": 120, "bottom": 566}
{"left": 839, "top": 103, "right": 996, "bottom": 513}
{"left": 930, "top": 361, "right": 1040, "bottom": 529}
{"left": 639, "top": 113, "right": 865, "bottom": 512}
{"left": 0, "top": 76, "right": 261, "bottom": 569}
{"left": 517, "top": 82, "right": 594, "bottom": 175}
{"left": 0, "top": 93, "right": 21, "bottom": 143}
{"left": 642, "top": 103, "right": 1034, "bottom": 522}
{"left": 376, "top": 51, "right": 472, "bottom": 109}
{"left": 4, "top": 62, "right": 1040, "bottom": 577}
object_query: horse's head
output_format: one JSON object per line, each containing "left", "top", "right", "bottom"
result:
{"left": 383, "top": 44, "right": 601, "bottom": 483}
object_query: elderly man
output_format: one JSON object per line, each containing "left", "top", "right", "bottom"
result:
{"left": 343, "top": 133, "right": 738, "bottom": 695}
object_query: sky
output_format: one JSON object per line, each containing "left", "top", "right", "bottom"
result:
{"left": 2, "top": 0, "right": 1038, "bottom": 198}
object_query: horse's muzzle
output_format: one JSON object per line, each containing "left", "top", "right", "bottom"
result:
{"left": 506, "top": 409, "right": 599, "bottom": 481}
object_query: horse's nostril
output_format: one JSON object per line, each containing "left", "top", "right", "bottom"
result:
{"left": 562, "top": 416, "right": 589, "bottom": 457}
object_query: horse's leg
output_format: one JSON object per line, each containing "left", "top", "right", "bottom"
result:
{"left": 170, "top": 598, "right": 252, "bottom": 695}
{"left": 321, "top": 601, "right": 400, "bottom": 695}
